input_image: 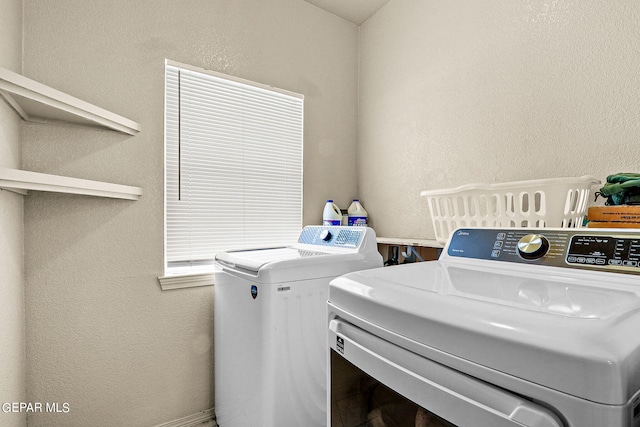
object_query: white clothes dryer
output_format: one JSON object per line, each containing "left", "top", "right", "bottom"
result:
{"left": 329, "top": 227, "right": 640, "bottom": 427}
{"left": 214, "top": 226, "right": 382, "bottom": 427}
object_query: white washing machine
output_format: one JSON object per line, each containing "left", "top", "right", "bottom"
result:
{"left": 328, "top": 227, "right": 640, "bottom": 427}
{"left": 214, "top": 226, "right": 382, "bottom": 427}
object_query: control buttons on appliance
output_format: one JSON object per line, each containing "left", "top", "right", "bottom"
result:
{"left": 517, "top": 234, "right": 550, "bottom": 260}
{"left": 320, "top": 229, "right": 333, "bottom": 242}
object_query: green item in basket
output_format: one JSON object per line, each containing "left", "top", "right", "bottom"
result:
{"left": 598, "top": 173, "right": 640, "bottom": 205}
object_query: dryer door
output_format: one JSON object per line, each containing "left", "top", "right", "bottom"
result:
{"left": 329, "top": 318, "right": 564, "bottom": 427}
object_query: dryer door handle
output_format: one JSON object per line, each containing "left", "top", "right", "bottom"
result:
{"left": 329, "top": 318, "right": 565, "bottom": 427}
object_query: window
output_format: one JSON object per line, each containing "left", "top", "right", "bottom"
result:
{"left": 162, "top": 60, "right": 303, "bottom": 285}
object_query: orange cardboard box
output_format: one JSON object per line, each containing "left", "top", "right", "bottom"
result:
{"left": 587, "top": 221, "right": 640, "bottom": 229}
{"left": 587, "top": 206, "right": 640, "bottom": 222}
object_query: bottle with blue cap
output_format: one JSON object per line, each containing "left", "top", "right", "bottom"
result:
{"left": 348, "top": 199, "right": 368, "bottom": 226}
{"left": 322, "top": 200, "right": 342, "bottom": 226}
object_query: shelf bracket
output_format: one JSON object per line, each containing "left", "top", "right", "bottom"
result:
{"left": 0, "top": 90, "right": 29, "bottom": 120}
{"left": 0, "top": 187, "right": 29, "bottom": 196}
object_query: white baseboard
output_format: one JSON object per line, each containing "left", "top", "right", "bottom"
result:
{"left": 154, "top": 408, "right": 217, "bottom": 427}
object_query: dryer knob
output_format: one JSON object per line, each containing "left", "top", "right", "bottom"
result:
{"left": 517, "top": 234, "right": 549, "bottom": 260}
{"left": 320, "top": 229, "right": 333, "bottom": 242}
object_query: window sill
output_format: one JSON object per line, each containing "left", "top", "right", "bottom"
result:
{"left": 158, "top": 268, "right": 217, "bottom": 290}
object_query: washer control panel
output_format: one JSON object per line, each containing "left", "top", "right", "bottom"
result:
{"left": 447, "top": 228, "right": 640, "bottom": 275}
{"left": 298, "top": 226, "right": 367, "bottom": 248}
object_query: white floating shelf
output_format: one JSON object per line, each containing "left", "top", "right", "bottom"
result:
{"left": 0, "top": 167, "right": 142, "bottom": 200}
{"left": 0, "top": 66, "right": 140, "bottom": 135}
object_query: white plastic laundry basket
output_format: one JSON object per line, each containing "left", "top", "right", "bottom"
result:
{"left": 421, "top": 176, "right": 601, "bottom": 246}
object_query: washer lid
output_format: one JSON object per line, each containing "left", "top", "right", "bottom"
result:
{"left": 216, "top": 247, "right": 329, "bottom": 273}
{"left": 329, "top": 261, "right": 640, "bottom": 405}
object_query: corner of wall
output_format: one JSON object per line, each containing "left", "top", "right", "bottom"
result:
{"left": 0, "top": 0, "right": 27, "bottom": 426}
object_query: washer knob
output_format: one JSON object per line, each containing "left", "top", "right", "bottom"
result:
{"left": 517, "top": 234, "right": 549, "bottom": 260}
{"left": 320, "top": 229, "right": 333, "bottom": 242}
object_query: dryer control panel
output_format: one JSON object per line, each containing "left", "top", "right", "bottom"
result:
{"left": 446, "top": 228, "right": 640, "bottom": 275}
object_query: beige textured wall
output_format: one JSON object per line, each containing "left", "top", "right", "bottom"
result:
{"left": 359, "top": 0, "right": 640, "bottom": 239}
{"left": 22, "top": 1, "right": 357, "bottom": 426}
{"left": 0, "top": 0, "right": 26, "bottom": 426}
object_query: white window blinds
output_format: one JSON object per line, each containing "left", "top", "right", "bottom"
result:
{"left": 165, "top": 61, "right": 303, "bottom": 269}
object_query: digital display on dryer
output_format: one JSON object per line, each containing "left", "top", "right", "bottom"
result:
{"left": 568, "top": 235, "right": 640, "bottom": 268}
{"left": 567, "top": 236, "right": 615, "bottom": 266}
